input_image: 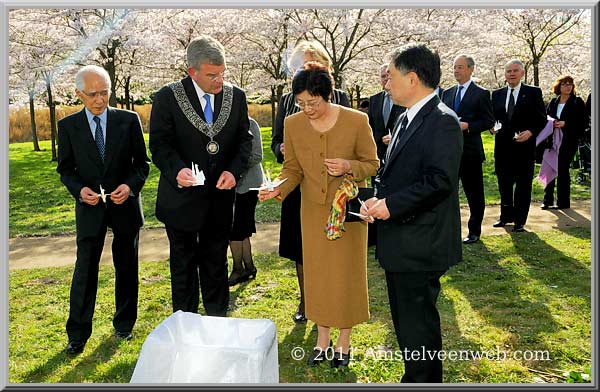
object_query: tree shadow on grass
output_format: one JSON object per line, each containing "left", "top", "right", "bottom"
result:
{"left": 509, "top": 230, "right": 591, "bottom": 306}
{"left": 444, "top": 239, "right": 562, "bottom": 380}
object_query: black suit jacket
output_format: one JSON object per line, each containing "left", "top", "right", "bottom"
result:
{"left": 442, "top": 82, "right": 495, "bottom": 161}
{"left": 149, "top": 77, "right": 252, "bottom": 231}
{"left": 375, "top": 96, "right": 463, "bottom": 272}
{"left": 368, "top": 91, "right": 405, "bottom": 162}
{"left": 547, "top": 94, "right": 587, "bottom": 147}
{"left": 57, "top": 107, "right": 150, "bottom": 237}
{"left": 492, "top": 84, "right": 546, "bottom": 164}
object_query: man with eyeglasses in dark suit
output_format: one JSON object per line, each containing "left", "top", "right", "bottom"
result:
{"left": 57, "top": 65, "right": 150, "bottom": 355}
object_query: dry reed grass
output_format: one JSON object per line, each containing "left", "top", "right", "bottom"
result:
{"left": 9, "top": 103, "right": 274, "bottom": 143}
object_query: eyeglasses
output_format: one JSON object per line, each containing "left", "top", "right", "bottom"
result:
{"left": 206, "top": 71, "right": 227, "bottom": 82}
{"left": 561, "top": 82, "right": 573, "bottom": 86}
{"left": 295, "top": 99, "right": 322, "bottom": 110}
{"left": 81, "top": 90, "right": 109, "bottom": 99}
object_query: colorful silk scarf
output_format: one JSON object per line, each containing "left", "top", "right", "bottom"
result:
{"left": 325, "top": 175, "right": 359, "bottom": 240}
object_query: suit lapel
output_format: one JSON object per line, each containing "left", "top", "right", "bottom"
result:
{"left": 76, "top": 109, "right": 104, "bottom": 170}
{"left": 384, "top": 96, "right": 438, "bottom": 174}
{"left": 102, "top": 107, "right": 124, "bottom": 171}
{"left": 182, "top": 76, "right": 207, "bottom": 122}
{"left": 459, "top": 83, "right": 476, "bottom": 112}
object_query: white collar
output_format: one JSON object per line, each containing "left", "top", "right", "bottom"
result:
{"left": 405, "top": 91, "right": 438, "bottom": 125}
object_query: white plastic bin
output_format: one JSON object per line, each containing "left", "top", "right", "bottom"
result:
{"left": 130, "top": 310, "right": 278, "bottom": 383}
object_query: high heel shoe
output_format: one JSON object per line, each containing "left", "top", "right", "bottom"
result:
{"left": 228, "top": 270, "right": 248, "bottom": 286}
{"left": 292, "top": 303, "right": 307, "bottom": 323}
{"left": 307, "top": 340, "right": 333, "bottom": 366}
{"left": 243, "top": 265, "right": 257, "bottom": 280}
{"left": 331, "top": 349, "right": 352, "bottom": 368}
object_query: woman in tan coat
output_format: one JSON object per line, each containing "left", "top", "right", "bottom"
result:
{"left": 259, "top": 62, "right": 379, "bottom": 368}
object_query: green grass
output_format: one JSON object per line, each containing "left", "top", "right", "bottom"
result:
{"left": 8, "top": 130, "right": 590, "bottom": 237}
{"left": 8, "top": 129, "right": 281, "bottom": 237}
{"left": 8, "top": 227, "right": 591, "bottom": 383}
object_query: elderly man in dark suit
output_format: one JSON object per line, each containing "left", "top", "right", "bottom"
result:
{"left": 368, "top": 64, "right": 405, "bottom": 166}
{"left": 57, "top": 65, "right": 150, "bottom": 355}
{"left": 362, "top": 44, "right": 463, "bottom": 383}
{"left": 149, "top": 35, "right": 252, "bottom": 316}
{"left": 442, "top": 55, "right": 495, "bottom": 244}
{"left": 491, "top": 59, "right": 546, "bottom": 232}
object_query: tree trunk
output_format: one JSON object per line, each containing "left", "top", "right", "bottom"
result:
{"left": 45, "top": 78, "right": 57, "bottom": 161}
{"left": 28, "top": 90, "right": 40, "bottom": 152}
{"left": 270, "top": 86, "right": 276, "bottom": 129}
{"left": 124, "top": 76, "right": 131, "bottom": 110}
{"left": 532, "top": 58, "right": 540, "bottom": 87}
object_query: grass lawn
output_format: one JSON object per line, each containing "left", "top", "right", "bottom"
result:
{"left": 8, "top": 131, "right": 591, "bottom": 237}
{"left": 8, "top": 227, "right": 591, "bottom": 384}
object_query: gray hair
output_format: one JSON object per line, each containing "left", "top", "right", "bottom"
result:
{"left": 505, "top": 59, "right": 524, "bottom": 70}
{"left": 75, "top": 65, "right": 111, "bottom": 91}
{"left": 379, "top": 63, "right": 389, "bottom": 73}
{"left": 187, "top": 35, "right": 226, "bottom": 70}
{"left": 454, "top": 54, "right": 475, "bottom": 69}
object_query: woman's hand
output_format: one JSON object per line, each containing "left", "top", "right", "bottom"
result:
{"left": 554, "top": 120, "right": 565, "bottom": 128}
{"left": 324, "top": 158, "right": 351, "bottom": 177}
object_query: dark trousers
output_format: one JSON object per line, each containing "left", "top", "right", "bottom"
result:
{"left": 165, "top": 199, "right": 233, "bottom": 316}
{"left": 495, "top": 155, "right": 535, "bottom": 226}
{"left": 385, "top": 270, "right": 446, "bottom": 383}
{"left": 544, "top": 142, "right": 577, "bottom": 207}
{"left": 459, "top": 157, "right": 485, "bottom": 236}
{"left": 66, "top": 218, "right": 139, "bottom": 342}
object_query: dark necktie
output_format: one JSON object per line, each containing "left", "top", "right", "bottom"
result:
{"left": 203, "top": 94, "right": 213, "bottom": 124}
{"left": 93, "top": 116, "right": 105, "bottom": 161}
{"left": 386, "top": 114, "right": 409, "bottom": 162}
{"left": 453, "top": 85, "right": 463, "bottom": 113}
{"left": 383, "top": 94, "right": 392, "bottom": 127}
{"left": 507, "top": 88, "right": 515, "bottom": 120}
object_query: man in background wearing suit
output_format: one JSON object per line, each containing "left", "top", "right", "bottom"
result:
{"left": 57, "top": 65, "right": 150, "bottom": 355}
{"left": 368, "top": 64, "right": 405, "bottom": 166}
{"left": 442, "top": 55, "right": 495, "bottom": 244}
{"left": 491, "top": 59, "right": 546, "bottom": 232}
{"left": 149, "top": 35, "right": 252, "bottom": 316}
{"left": 362, "top": 44, "right": 463, "bottom": 382}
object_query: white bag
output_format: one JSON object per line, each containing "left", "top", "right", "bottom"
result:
{"left": 130, "top": 310, "right": 279, "bottom": 383}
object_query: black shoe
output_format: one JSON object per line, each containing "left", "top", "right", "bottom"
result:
{"left": 307, "top": 349, "right": 326, "bottom": 366}
{"left": 331, "top": 351, "right": 351, "bottom": 368}
{"left": 66, "top": 340, "right": 85, "bottom": 355}
{"left": 293, "top": 310, "right": 307, "bottom": 323}
{"left": 228, "top": 270, "right": 249, "bottom": 286}
{"left": 556, "top": 204, "right": 570, "bottom": 210}
{"left": 493, "top": 220, "right": 510, "bottom": 228}
{"left": 242, "top": 265, "right": 257, "bottom": 280}
{"left": 512, "top": 224, "right": 525, "bottom": 232}
{"left": 540, "top": 204, "right": 552, "bottom": 210}
{"left": 115, "top": 330, "right": 133, "bottom": 340}
{"left": 307, "top": 340, "right": 333, "bottom": 366}
{"left": 462, "top": 234, "right": 480, "bottom": 244}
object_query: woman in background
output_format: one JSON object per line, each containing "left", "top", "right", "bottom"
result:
{"left": 228, "top": 117, "right": 264, "bottom": 285}
{"left": 541, "top": 75, "right": 587, "bottom": 210}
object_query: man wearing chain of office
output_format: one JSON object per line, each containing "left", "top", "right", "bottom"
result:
{"left": 149, "top": 35, "right": 252, "bottom": 316}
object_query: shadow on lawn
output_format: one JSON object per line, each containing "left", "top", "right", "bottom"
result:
{"left": 444, "top": 238, "right": 567, "bottom": 377}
